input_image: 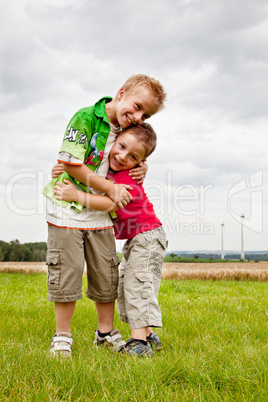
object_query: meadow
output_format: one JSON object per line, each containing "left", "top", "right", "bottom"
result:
{"left": 0, "top": 266, "right": 267, "bottom": 401}
{"left": 1, "top": 260, "right": 268, "bottom": 281}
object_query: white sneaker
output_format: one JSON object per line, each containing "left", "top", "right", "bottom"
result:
{"left": 94, "top": 329, "right": 126, "bottom": 351}
{"left": 49, "top": 332, "right": 73, "bottom": 358}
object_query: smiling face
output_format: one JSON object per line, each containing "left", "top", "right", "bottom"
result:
{"left": 109, "top": 131, "right": 147, "bottom": 171}
{"left": 115, "top": 88, "right": 159, "bottom": 129}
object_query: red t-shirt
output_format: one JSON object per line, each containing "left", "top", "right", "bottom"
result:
{"left": 107, "top": 169, "right": 162, "bottom": 240}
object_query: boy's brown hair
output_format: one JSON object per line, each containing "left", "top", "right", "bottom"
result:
{"left": 120, "top": 74, "right": 166, "bottom": 111}
{"left": 121, "top": 123, "right": 157, "bottom": 159}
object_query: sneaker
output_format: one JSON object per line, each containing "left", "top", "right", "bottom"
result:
{"left": 146, "top": 333, "right": 162, "bottom": 351}
{"left": 49, "top": 332, "right": 73, "bottom": 358}
{"left": 118, "top": 338, "right": 154, "bottom": 357}
{"left": 94, "top": 329, "right": 126, "bottom": 351}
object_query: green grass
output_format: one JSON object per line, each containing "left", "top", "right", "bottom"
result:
{"left": 119, "top": 253, "right": 238, "bottom": 263}
{"left": 164, "top": 256, "right": 244, "bottom": 263}
{"left": 0, "top": 273, "right": 268, "bottom": 401}
{"left": 119, "top": 252, "right": 235, "bottom": 263}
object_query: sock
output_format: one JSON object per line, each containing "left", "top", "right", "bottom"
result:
{"left": 134, "top": 338, "right": 147, "bottom": 346}
{"left": 98, "top": 330, "right": 111, "bottom": 338}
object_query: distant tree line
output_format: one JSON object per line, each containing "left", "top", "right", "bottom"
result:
{"left": 0, "top": 240, "right": 47, "bottom": 262}
{"left": 168, "top": 252, "right": 268, "bottom": 262}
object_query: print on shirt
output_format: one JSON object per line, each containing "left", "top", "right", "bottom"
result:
{"left": 63, "top": 126, "right": 88, "bottom": 149}
{"left": 84, "top": 132, "right": 104, "bottom": 166}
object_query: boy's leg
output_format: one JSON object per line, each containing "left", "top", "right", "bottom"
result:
{"left": 131, "top": 327, "right": 147, "bottom": 341}
{"left": 84, "top": 229, "right": 125, "bottom": 349}
{"left": 94, "top": 301, "right": 114, "bottom": 333}
{"left": 146, "top": 327, "right": 153, "bottom": 337}
{"left": 129, "top": 327, "right": 154, "bottom": 343}
{"left": 118, "top": 229, "right": 165, "bottom": 331}
{"left": 46, "top": 225, "right": 85, "bottom": 356}
{"left": 117, "top": 228, "right": 166, "bottom": 356}
{"left": 55, "top": 301, "right": 76, "bottom": 334}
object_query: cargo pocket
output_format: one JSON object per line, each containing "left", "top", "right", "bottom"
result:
{"left": 46, "top": 249, "right": 61, "bottom": 290}
{"left": 135, "top": 272, "right": 153, "bottom": 299}
{"left": 157, "top": 231, "right": 167, "bottom": 251}
{"left": 117, "top": 268, "right": 125, "bottom": 312}
{"left": 110, "top": 252, "right": 120, "bottom": 293}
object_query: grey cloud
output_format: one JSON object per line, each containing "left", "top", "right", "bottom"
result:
{"left": 2, "top": 0, "right": 268, "bottom": 118}
{"left": 1, "top": 0, "right": 267, "bottom": 249}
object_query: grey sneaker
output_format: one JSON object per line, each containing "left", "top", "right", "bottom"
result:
{"left": 49, "top": 332, "right": 73, "bottom": 358}
{"left": 94, "top": 329, "right": 126, "bottom": 351}
{"left": 146, "top": 333, "right": 162, "bottom": 351}
{"left": 118, "top": 338, "right": 154, "bottom": 357}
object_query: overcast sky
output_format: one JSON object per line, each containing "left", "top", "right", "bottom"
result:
{"left": 1, "top": 0, "right": 267, "bottom": 252}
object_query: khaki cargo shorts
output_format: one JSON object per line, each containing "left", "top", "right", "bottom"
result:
{"left": 117, "top": 226, "right": 167, "bottom": 329}
{"left": 46, "top": 225, "right": 119, "bottom": 303}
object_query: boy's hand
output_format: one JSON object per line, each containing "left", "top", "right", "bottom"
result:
{"left": 54, "top": 180, "right": 78, "bottom": 202}
{"left": 106, "top": 184, "right": 133, "bottom": 208}
{"left": 51, "top": 162, "right": 65, "bottom": 178}
{"left": 129, "top": 161, "right": 148, "bottom": 184}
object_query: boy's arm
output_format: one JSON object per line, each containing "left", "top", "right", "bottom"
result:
{"left": 51, "top": 160, "right": 146, "bottom": 202}
{"left": 54, "top": 180, "right": 118, "bottom": 212}
{"left": 64, "top": 163, "right": 132, "bottom": 208}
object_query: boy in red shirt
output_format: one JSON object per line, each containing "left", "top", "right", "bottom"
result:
{"left": 54, "top": 123, "right": 167, "bottom": 356}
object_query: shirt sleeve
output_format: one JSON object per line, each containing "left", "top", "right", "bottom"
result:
{"left": 57, "top": 152, "right": 83, "bottom": 166}
{"left": 59, "top": 109, "right": 92, "bottom": 161}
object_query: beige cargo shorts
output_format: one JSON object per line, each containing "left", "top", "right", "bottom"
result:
{"left": 117, "top": 226, "right": 167, "bottom": 329}
{"left": 46, "top": 225, "right": 119, "bottom": 303}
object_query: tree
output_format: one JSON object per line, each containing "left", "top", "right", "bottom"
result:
{"left": 22, "top": 246, "right": 34, "bottom": 262}
{"left": 0, "top": 239, "right": 47, "bottom": 262}
{"left": 193, "top": 254, "right": 199, "bottom": 260}
{"left": 170, "top": 253, "right": 177, "bottom": 260}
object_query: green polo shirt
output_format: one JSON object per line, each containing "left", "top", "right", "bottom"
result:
{"left": 42, "top": 97, "right": 112, "bottom": 211}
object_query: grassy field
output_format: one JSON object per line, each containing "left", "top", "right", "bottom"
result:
{"left": 1, "top": 261, "right": 268, "bottom": 281}
{"left": 0, "top": 271, "right": 267, "bottom": 401}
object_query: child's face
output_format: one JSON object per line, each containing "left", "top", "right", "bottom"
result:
{"left": 115, "top": 89, "right": 159, "bottom": 129}
{"left": 109, "top": 132, "right": 147, "bottom": 171}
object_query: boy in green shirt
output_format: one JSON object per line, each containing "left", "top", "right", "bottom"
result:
{"left": 42, "top": 74, "right": 166, "bottom": 357}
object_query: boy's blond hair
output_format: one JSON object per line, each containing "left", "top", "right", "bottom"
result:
{"left": 120, "top": 74, "right": 166, "bottom": 111}
{"left": 119, "top": 123, "right": 157, "bottom": 159}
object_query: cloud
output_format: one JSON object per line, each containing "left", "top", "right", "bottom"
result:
{"left": 1, "top": 0, "right": 267, "bottom": 250}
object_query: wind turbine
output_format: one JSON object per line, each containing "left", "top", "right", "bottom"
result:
{"left": 241, "top": 214, "right": 245, "bottom": 260}
{"left": 221, "top": 223, "right": 224, "bottom": 260}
